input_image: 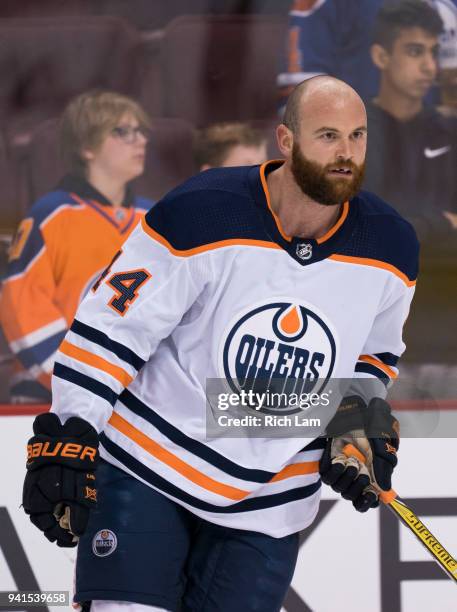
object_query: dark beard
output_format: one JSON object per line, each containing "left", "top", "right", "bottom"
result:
{"left": 291, "top": 141, "right": 365, "bottom": 206}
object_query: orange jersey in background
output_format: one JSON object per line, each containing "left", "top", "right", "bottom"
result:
{"left": 0, "top": 174, "right": 152, "bottom": 401}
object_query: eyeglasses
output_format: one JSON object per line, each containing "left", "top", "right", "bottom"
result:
{"left": 111, "top": 125, "right": 151, "bottom": 144}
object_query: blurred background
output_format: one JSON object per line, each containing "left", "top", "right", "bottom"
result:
{"left": 0, "top": 2, "right": 456, "bottom": 611}
{"left": 0, "top": 1, "right": 455, "bottom": 397}
{"left": 0, "top": 0, "right": 455, "bottom": 380}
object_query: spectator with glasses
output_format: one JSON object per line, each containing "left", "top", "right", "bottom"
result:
{"left": 0, "top": 90, "right": 153, "bottom": 403}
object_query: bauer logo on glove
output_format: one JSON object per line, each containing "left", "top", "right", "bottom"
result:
{"left": 23, "top": 412, "right": 99, "bottom": 547}
{"left": 27, "top": 441, "right": 97, "bottom": 463}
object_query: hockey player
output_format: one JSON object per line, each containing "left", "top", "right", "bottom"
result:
{"left": 364, "top": 0, "right": 457, "bottom": 237}
{"left": 0, "top": 91, "right": 153, "bottom": 403}
{"left": 23, "top": 77, "right": 417, "bottom": 612}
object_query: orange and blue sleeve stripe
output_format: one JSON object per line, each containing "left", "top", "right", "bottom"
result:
{"left": 69, "top": 319, "right": 145, "bottom": 370}
{"left": 53, "top": 319, "right": 145, "bottom": 405}
{"left": 355, "top": 352, "right": 399, "bottom": 386}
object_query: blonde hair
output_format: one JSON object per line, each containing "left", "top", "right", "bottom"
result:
{"left": 194, "top": 122, "right": 266, "bottom": 169}
{"left": 60, "top": 90, "right": 151, "bottom": 175}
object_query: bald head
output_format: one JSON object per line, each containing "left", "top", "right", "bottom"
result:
{"left": 283, "top": 76, "right": 366, "bottom": 134}
{"left": 276, "top": 75, "right": 367, "bottom": 207}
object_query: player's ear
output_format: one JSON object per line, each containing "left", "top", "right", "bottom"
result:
{"left": 276, "top": 124, "right": 293, "bottom": 157}
{"left": 81, "top": 148, "right": 95, "bottom": 162}
{"left": 371, "top": 43, "right": 390, "bottom": 70}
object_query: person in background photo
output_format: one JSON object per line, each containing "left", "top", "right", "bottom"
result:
{"left": 0, "top": 90, "right": 153, "bottom": 404}
{"left": 364, "top": 0, "right": 457, "bottom": 238}
{"left": 194, "top": 122, "right": 268, "bottom": 170}
{"left": 277, "top": 0, "right": 457, "bottom": 111}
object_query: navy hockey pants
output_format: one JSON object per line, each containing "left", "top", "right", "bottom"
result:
{"left": 75, "top": 460, "right": 299, "bottom": 612}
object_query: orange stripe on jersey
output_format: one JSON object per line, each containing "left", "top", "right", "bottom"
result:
{"left": 270, "top": 461, "right": 319, "bottom": 483}
{"left": 141, "top": 216, "right": 281, "bottom": 256}
{"left": 259, "top": 161, "right": 292, "bottom": 242}
{"left": 59, "top": 340, "right": 133, "bottom": 387}
{"left": 294, "top": 0, "right": 320, "bottom": 9}
{"left": 108, "top": 412, "right": 251, "bottom": 501}
{"left": 328, "top": 254, "right": 416, "bottom": 287}
{"left": 359, "top": 354, "right": 398, "bottom": 379}
{"left": 316, "top": 201, "right": 349, "bottom": 244}
{"left": 287, "top": 27, "right": 301, "bottom": 73}
{"left": 37, "top": 372, "right": 52, "bottom": 391}
{"left": 278, "top": 84, "right": 298, "bottom": 99}
{"left": 0, "top": 254, "right": 63, "bottom": 341}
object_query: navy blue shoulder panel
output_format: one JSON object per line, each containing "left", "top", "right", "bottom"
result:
{"left": 339, "top": 191, "right": 419, "bottom": 281}
{"left": 144, "top": 166, "right": 270, "bottom": 250}
{"left": 133, "top": 196, "right": 154, "bottom": 211}
{"left": 4, "top": 190, "right": 81, "bottom": 279}
{"left": 28, "top": 189, "right": 81, "bottom": 226}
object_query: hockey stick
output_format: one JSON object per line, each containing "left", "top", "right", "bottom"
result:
{"left": 343, "top": 443, "right": 457, "bottom": 583}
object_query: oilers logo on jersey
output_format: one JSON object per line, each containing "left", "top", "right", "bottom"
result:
{"left": 220, "top": 300, "right": 338, "bottom": 407}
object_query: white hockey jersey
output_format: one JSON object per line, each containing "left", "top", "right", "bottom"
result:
{"left": 51, "top": 161, "right": 419, "bottom": 537}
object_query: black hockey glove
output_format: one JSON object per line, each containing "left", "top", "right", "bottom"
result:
{"left": 23, "top": 413, "right": 99, "bottom": 547}
{"left": 319, "top": 396, "right": 399, "bottom": 512}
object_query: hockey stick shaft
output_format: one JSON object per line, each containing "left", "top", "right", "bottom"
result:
{"left": 343, "top": 443, "right": 457, "bottom": 583}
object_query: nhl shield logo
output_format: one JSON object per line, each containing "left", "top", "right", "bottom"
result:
{"left": 92, "top": 529, "right": 117, "bottom": 557}
{"left": 296, "top": 243, "right": 312, "bottom": 261}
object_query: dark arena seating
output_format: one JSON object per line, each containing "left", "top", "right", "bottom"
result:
{"left": 0, "top": 129, "right": 32, "bottom": 238}
{"left": 0, "top": 1, "right": 288, "bottom": 28}
{"left": 156, "top": 15, "right": 287, "bottom": 126}
{"left": 0, "top": 17, "right": 142, "bottom": 139}
{"left": 93, "top": 0, "right": 287, "bottom": 30}
{"left": 0, "top": 132, "right": 16, "bottom": 236}
{"left": 0, "top": 0, "right": 93, "bottom": 19}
